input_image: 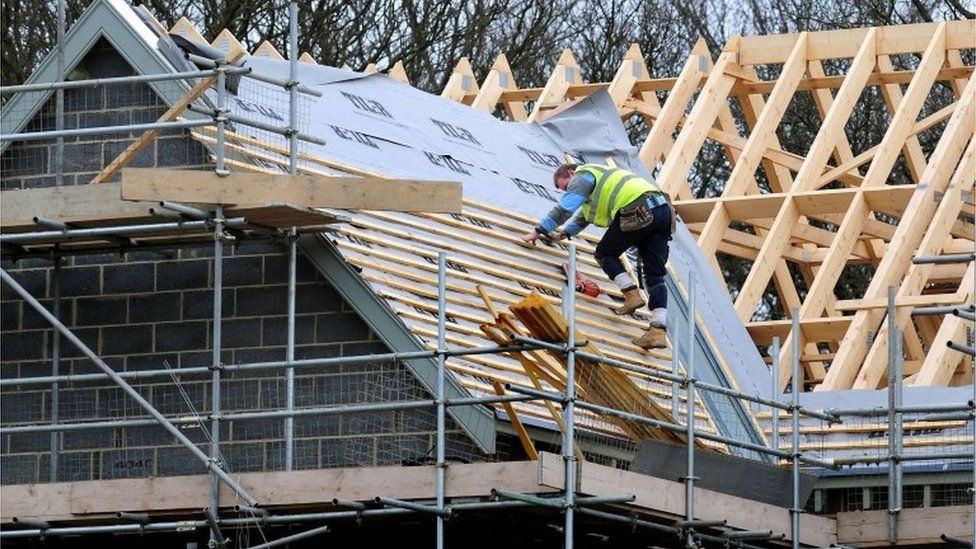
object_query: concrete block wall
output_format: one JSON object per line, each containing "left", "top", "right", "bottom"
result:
{"left": 0, "top": 241, "right": 483, "bottom": 485}
{"left": 0, "top": 38, "right": 495, "bottom": 485}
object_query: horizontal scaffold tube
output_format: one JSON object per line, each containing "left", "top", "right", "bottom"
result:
{"left": 513, "top": 334, "right": 840, "bottom": 423}
{"left": 0, "top": 394, "right": 535, "bottom": 435}
{"left": 0, "top": 67, "right": 251, "bottom": 94}
{"left": 0, "top": 344, "right": 543, "bottom": 387}
{"left": 506, "top": 384, "right": 838, "bottom": 469}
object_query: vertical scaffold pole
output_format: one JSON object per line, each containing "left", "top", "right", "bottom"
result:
{"left": 894, "top": 324, "right": 904, "bottom": 541}
{"left": 671, "top": 323, "right": 680, "bottom": 419}
{"left": 790, "top": 308, "right": 800, "bottom": 549}
{"left": 215, "top": 58, "right": 227, "bottom": 175}
{"left": 771, "top": 336, "right": 781, "bottom": 459}
{"left": 564, "top": 243, "right": 578, "bottom": 549}
{"left": 284, "top": 227, "right": 297, "bottom": 470}
{"left": 886, "top": 286, "right": 899, "bottom": 543}
{"left": 436, "top": 252, "right": 448, "bottom": 549}
{"left": 55, "top": 0, "right": 65, "bottom": 187}
{"left": 209, "top": 205, "right": 225, "bottom": 547}
{"left": 49, "top": 258, "right": 62, "bottom": 481}
{"left": 685, "top": 273, "right": 697, "bottom": 527}
{"left": 287, "top": 1, "right": 299, "bottom": 175}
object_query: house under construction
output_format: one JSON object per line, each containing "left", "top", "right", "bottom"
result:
{"left": 0, "top": 1, "right": 973, "bottom": 547}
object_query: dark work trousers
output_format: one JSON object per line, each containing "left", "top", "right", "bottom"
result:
{"left": 593, "top": 202, "right": 672, "bottom": 313}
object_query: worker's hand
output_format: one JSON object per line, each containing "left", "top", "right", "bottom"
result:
{"left": 521, "top": 230, "right": 541, "bottom": 246}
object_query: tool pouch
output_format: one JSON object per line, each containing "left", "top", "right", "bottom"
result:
{"left": 619, "top": 197, "right": 654, "bottom": 232}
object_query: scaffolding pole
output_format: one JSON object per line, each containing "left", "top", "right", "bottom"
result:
{"left": 790, "top": 310, "right": 800, "bottom": 549}
{"left": 285, "top": 228, "right": 297, "bottom": 471}
{"left": 55, "top": 0, "right": 64, "bottom": 187}
{"left": 288, "top": 1, "right": 299, "bottom": 175}
{"left": 49, "top": 258, "right": 61, "bottom": 481}
{"left": 0, "top": 67, "right": 251, "bottom": 95}
{"left": 563, "top": 243, "right": 578, "bottom": 549}
{"left": 436, "top": 252, "right": 448, "bottom": 549}
{"left": 684, "top": 273, "right": 697, "bottom": 531}
{"left": 771, "top": 337, "right": 781, "bottom": 458}
{"left": 209, "top": 205, "right": 227, "bottom": 544}
{"left": 511, "top": 334, "right": 840, "bottom": 422}
{"left": 887, "top": 287, "right": 902, "bottom": 544}
{"left": 0, "top": 393, "right": 536, "bottom": 436}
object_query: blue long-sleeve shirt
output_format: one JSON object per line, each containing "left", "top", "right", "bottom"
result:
{"left": 535, "top": 172, "right": 595, "bottom": 237}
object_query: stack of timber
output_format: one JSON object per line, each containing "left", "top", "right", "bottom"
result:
{"left": 507, "top": 293, "right": 688, "bottom": 445}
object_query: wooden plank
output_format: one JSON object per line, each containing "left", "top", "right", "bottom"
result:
{"left": 735, "top": 19, "right": 973, "bottom": 64}
{"left": 655, "top": 51, "right": 738, "bottom": 196}
{"left": 913, "top": 258, "right": 975, "bottom": 387}
{"left": 120, "top": 168, "right": 461, "bottom": 213}
{"left": 211, "top": 29, "right": 248, "bottom": 59}
{"left": 606, "top": 44, "right": 648, "bottom": 108}
{"left": 492, "top": 381, "right": 539, "bottom": 460}
{"left": 169, "top": 16, "right": 206, "bottom": 43}
{"left": 0, "top": 460, "right": 546, "bottom": 521}
{"left": 1, "top": 182, "right": 153, "bottom": 228}
{"left": 817, "top": 101, "right": 957, "bottom": 187}
{"left": 836, "top": 506, "right": 974, "bottom": 546}
{"left": 733, "top": 65, "right": 973, "bottom": 95}
{"left": 388, "top": 60, "right": 410, "bottom": 84}
{"left": 252, "top": 40, "right": 284, "bottom": 59}
{"left": 676, "top": 186, "right": 915, "bottom": 224}
{"left": 834, "top": 293, "right": 967, "bottom": 311}
{"left": 746, "top": 317, "right": 851, "bottom": 346}
{"left": 877, "top": 55, "right": 929, "bottom": 184}
{"left": 90, "top": 49, "right": 247, "bottom": 185}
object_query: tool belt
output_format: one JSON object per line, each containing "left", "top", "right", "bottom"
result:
{"left": 619, "top": 192, "right": 676, "bottom": 234}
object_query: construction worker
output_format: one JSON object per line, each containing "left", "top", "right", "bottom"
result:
{"left": 522, "top": 163, "right": 675, "bottom": 349}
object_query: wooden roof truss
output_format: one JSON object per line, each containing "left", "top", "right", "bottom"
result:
{"left": 165, "top": 18, "right": 975, "bottom": 394}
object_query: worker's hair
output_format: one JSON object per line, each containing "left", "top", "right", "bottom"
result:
{"left": 553, "top": 163, "right": 578, "bottom": 188}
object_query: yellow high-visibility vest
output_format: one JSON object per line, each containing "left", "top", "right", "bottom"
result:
{"left": 576, "top": 164, "right": 663, "bottom": 227}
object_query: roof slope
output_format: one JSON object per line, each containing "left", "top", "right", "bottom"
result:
{"left": 197, "top": 55, "right": 769, "bottom": 451}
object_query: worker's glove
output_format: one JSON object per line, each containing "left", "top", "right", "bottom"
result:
{"left": 548, "top": 228, "right": 568, "bottom": 241}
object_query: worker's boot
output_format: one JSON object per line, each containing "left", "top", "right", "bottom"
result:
{"left": 632, "top": 325, "right": 668, "bottom": 350}
{"left": 614, "top": 287, "right": 645, "bottom": 315}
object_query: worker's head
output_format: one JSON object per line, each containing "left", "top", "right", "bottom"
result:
{"left": 553, "top": 163, "right": 578, "bottom": 191}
